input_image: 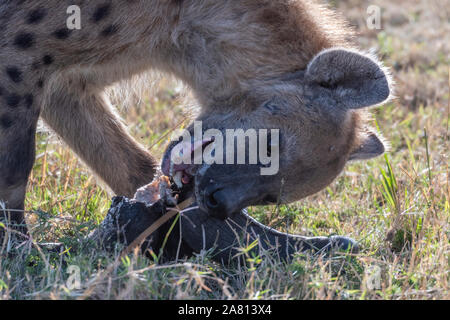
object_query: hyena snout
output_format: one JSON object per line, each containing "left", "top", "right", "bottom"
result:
{"left": 162, "top": 129, "right": 283, "bottom": 219}
{"left": 195, "top": 164, "right": 280, "bottom": 219}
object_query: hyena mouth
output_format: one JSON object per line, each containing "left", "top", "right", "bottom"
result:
{"left": 161, "top": 138, "right": 214, "bottom": 188}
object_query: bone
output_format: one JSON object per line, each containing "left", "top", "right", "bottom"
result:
{"left": 178, "top": 205, "right": 359, "bottom": 263}
{"left": 89, "top": 177, "right": 358, "bottom": 263}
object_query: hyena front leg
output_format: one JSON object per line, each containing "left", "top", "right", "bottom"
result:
{"left": 0, "top": 100, "right": 40, "bottom": 237}
{"left": 40, "top": 79, "right": 157, "bottom": 198}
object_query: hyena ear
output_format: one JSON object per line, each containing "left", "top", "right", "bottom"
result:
{"left": 306, "top": 48, "right": 391, "bottom": 109}
{"left": 349, "top": 131, "right": 385, "bottom": 161}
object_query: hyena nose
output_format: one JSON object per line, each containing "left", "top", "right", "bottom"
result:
{"left": 204, "top": 186, "right": 229, "bottom": 219}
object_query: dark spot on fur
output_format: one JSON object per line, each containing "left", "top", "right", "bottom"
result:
{"left": 6, "top": 67, "right": 22, "bottom": 83}
{"left": 170, "top": 0, "right": 184, "bottom": 7}
{"left": 24, "top": 94, "right": 33, "bottom": 109}
{"left": 0, "top": 86, "right": 3, "bottom": 96}
{"left": 36, "top": 79, "right": 44, "bottom": 88}
{"left": 260, "top": 8, "right": 284, "bottom": 26}
{"left": 92, "top": 4, "right": 111, "bottom": 22}
{"left": 27, "top": 8, "right": 47, "bottom": 24}
{"left": 53, "top": 28, "right": 71, "bottom": 39}
{"left": 13, "top": 32, "right": 35, "bottom": 49}
{"left": 6, "top": 93, "right": 21, "bottom": 108}
{"left": 101, "top": 24, "right": 119, "bottom": 37}
{"left": 0, "top": 114, "right": 13, "bottom": 129}
{"left": 42, "top": 55, "right": 54, "bottom": 65}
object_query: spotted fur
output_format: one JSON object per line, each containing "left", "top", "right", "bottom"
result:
{"left": 0, "top": 0, "right": 391, "bottom": 232}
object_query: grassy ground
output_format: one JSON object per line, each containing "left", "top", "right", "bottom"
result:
{"left": 1, "top": 0, "right": 448, "bottom": 300}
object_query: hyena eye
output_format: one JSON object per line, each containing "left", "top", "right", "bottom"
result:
{"left": 263, "top": 101, "right": 281, "bottom": 114}
{"left": 318, "top": 81, "right": 338, "bottom": 90}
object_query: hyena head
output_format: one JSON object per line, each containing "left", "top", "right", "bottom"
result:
{"left": 162, "top": 48, "right": 391, "bottom": 219}
{"left": 159, "top": 0, "right": 392, "bottom": 219}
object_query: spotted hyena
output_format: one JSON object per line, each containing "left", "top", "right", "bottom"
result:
{"left": 0, "top": 1, "right": 391, "bottom": 235}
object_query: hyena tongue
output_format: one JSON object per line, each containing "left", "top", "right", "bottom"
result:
{"left": 161, "top": 138, "right": 214, "bottom": 187}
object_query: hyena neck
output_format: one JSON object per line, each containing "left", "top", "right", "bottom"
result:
{"left": 152, "top": 0, "right": 351, "bottom": 110}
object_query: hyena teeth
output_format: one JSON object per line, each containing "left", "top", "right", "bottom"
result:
{"left": 173, "top": 171, "right": 183, "bottom": 188}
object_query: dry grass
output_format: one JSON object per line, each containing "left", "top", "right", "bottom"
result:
{"left": 0, "top": 0, "right": 448, "bottom": 300}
